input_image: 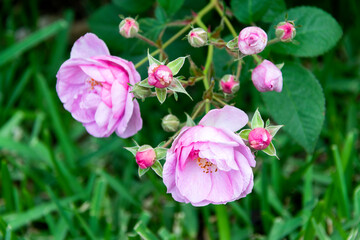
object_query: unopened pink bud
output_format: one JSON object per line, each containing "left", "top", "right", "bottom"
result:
{"left": 148, "top": 64, "right": 173, "bottom": 88}
{"left": 238, "top": 26, "right": 267, "bottom": 55}
{"left": 119, "top": 17, "right": 139, "bottom": 38}
{"left": 248, "top": 128, "right": 272, "bottom": 150}
{"left": 188, "top": 28, "right": 208, "bottom": 48}
{"left": 135, "top": 145, "right": 156, "bottom": 169}
{"left": 276, "top": 21, "right": 296, "bottom": 42}
{"left": 220, "top": 75, "right": 239, "bottom": 94}
{"left": 251, "top": 60, "right": 283, "bottom": 92}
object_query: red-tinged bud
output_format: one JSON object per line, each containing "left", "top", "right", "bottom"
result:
{"left": 148, "top": 64, "right": 173, "bottom": 88}
{"left": 188, "top": 28, "right": 208, "bottom": 48}
{"left": 135, "top": 145, "right": 156, "bottom": 169}
{"left": 276, "top": 21, "right": 296, "bottom": 42}
{"left": 220, "top": 74, "right": 239, "bottom": 94}
{"left": 119, "top": 17, "right": 139, "bottom": 38}
{"left": 248, "top": 128, "right": 272, "bottom": 150}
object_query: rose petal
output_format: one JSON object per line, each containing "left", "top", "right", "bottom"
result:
{"left": 116, "top": 100, "right": 142, "bottom": 138}
{"left": 70, "top": 33, "right": 110, "bottom": 59}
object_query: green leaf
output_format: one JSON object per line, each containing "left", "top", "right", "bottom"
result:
{"left": 151, "top": 161, "right": 163, "bottom": 178}
{"left": 138, "top": 78, "right": 153, "bottom": 88}
{"left": 261, "top": 63, "right": 325, "bottom": 153}
{"left": 134, "top": 221, "right": 159, "bottom": 240}
{"left": 262, "top": 142, "right": 277, "bottom": 158}
{"left": 138, "top": 167, "right": 150, "bottom": 177}
{"left": 251, "top": 108, "right": 264, "bottom": 129}
{"left": 239, "top": 129, "right": 251, "bottom": 140}
{"left": 113, "top": 0, "right": 155, "bottom": 13}
{"left": 155, "top": 147, "right": 168, "bottom": 160}
{"left": 231, "top": 0, "right": 271, "bottom": 24}
{"left": 166, "top": 57, "right": 187, "bottom": 75}
{"left": 168, "top": 78, "right": 193, "bottom": 100}
{"left": 261, "top": 0, "right": 286, "bottom": 23}
{"left": 268, "top": 6, "right": 343, "bottom": 57}
{"left": 124, "top": 146, "right": 139, "bottom": 157}
{"left": 185, "top": 113, "right": 196, "bottom": 127}
{"left": 158, "top": 0, "right": 185, "bottom": 15}
{"left": 268, "top": 217, "right": 303, "bottom": 239}
{"left": 148, "top": 49, "right": 162, "bottom": 66}
{"left": 266, "top": 125, "right": 283, "bottom": 137}
{"left": 156, "top": 88, "right": 167, "bottom": 104}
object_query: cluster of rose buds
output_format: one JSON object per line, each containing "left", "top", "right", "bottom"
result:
{"left": 54, "top": 12, "right": 297, "bottom": 207}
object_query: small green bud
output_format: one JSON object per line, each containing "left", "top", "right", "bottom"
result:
{"left": 119, "top": 17, "right": 139, "bottom": 38}
{"left": 188, "top": 28, "right": 208, "bottom": 48}
{"left": 131, "top": 83, "right": 152, "bottom": 100}
{"left": 161, "top": 114, "right": 180, "bottom": 132}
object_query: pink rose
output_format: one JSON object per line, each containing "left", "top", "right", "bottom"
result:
{"left": 220, "top": 74, "right": 239, "bottom": 94}
{"left": 56, "top": 33, "right": 142, "bottom": 138}
{"left": 238, "top": 26, "right": 268, "bottom": 55}
{"left": 251, "top": 60, "right": 283, "bottom": 92}
{"left": 136, "top": 145, "right": 156, "bottom": 169}
{"left": 163, "top": 106, "right": 256, "bottom": 206}
{"left": 248, "top": 128, "right": 272, "bottom": 150}
{"left": 148, "top": 64, "right": 173, "bottom": 88}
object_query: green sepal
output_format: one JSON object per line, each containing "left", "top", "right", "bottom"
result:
{"left": 166, "top": 56, "right": 187, "bottom": 75}
{"left": 265, "top": 119, "right": 270, "bottom": 128}
{"left": 262, "top": 142, "right": 279, "bottom": 159}
{"left": 251, "top": 108, "right": 264, "bottom": 129}
{"left": 239, "top": 129, "right": 251, "bottom": 140}
{"left": 155, "top": 147, "right": 168, "bottom": 160}
{"left": 266, "top": 125, "right": 283, "bottom": 137}
{"left": 151, "top": 161, "right": 163, "bottom": 178}
{"left": 138, "top": 167, "right": 149, "bottom": 178}
{"left": 226, "top": 37, "right": 239, "bottom": 50}
{"left": 138, "top": 78, "right": 153, "bottom": 88}
{"left": 156, "top": 88, "right": 167, "bottom": 104}
{"left": 147, "top": 49, "right": 162, "bottom": 66}
{"left": 168, "top": 78, "right": 193, "bottom": 100}
{"left": 124, "top": 146, "right": 139, "bottom": 157}
{"left": 185, "top": 113, "right": 195, "bottom": 127}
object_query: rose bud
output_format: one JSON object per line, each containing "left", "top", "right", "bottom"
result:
{"left": 131, "top": 83, "right": 152, "bottom": 100}
{"left": 238, "top": 26, "right": 268, "bottom": 55}
{"left": 162, "top": 114, "right": 180, "bottom": 132}
{"left": 220, "top": 74, "right": 239, "bottom": 94}
{"left": 251, "top": 60, "right": 283, "bottom": 92}
{"left": 188, "top": 28, "right": 208, "bottom": 48}
{"left": 119, "top": 17, "right": 139, "bottom": 38}
{"left": 136, "top": 145, "right": 156, "bottom": 169}
{"left": 148, "top": 64, "right": 173, "bottom": 88}
{"left": 248, "top": 128, "right": 272, "bottom": 150}
{"left": 276, "top": 21, "right": 296, "bottom": 42}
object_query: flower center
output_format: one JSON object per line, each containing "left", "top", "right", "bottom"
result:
{"left": 87, "top": 78, "right": 103, "bottom": 90}
{"left": 196, "top": 157, "right": 218, "bottom": 174}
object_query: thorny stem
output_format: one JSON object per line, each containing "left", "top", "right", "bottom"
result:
{"left": 134, "top": 0, "right": 216, "bottom": 69}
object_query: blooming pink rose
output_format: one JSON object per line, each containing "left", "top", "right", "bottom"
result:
{"left": 248, "top": 128, "right": 272, "bottom": 150}
{"left": 238, "top": 26, "right": 268, "bottom": 55}
{"left": 56, "top": 33, "right": 142, "bottom": 138}
{"left": 163, "top": 106, "right": 256, "bottom": 206}
{"left": 136, "top": 145, "right": 156, "bottom": 169}
{"left": 251, "top": 60, "right": 283, "bottom": 92}
{"left": 148, "top": 64, "right": 173, "bottom": 88}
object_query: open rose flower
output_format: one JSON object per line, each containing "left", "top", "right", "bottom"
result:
{"left": 56, "top": 33, "right": 142, "bottom": 138}
{"left": 163, "top": 106, "right": 256, "bottom": 206}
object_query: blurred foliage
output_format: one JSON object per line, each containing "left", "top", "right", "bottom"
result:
{"left": 0, "top": 0, "right": 359, "bottom": 239}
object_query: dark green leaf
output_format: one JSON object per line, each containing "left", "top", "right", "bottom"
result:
{"left": 231, "top": 0, "right": 271, "bottom": 24}
{"left": 261, "top": 0, "right": 286, "bottom": 23}
{"left": 262, "top": 63, "right": 325, "bottom": 153}
{"left": 268, "top": 6, "right": 343, "bottom": 57}
{"left": 113, "top": 0, "right": 155, "bottom": 14}
{"left": 158, "top": 0, "right": 185, "bottom": 15}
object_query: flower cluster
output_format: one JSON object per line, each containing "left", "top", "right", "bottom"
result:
{"left": 55, "top": 10, "right": 294, "bottom": 207}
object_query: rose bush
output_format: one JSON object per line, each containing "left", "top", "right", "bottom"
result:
{"left": 163, "top": 106, "right": 256, "bottom": 206}
{"left": 56, "top": 33, "right": 142, "bottom": 138}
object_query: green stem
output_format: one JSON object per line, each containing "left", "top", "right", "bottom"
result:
{"left": 252, "top": 54, "right": 262, "bottom": 64}
{"left": 213, "top": 96, "right": 227, "bottom": 106}
{"left": 214, "top": 3, "right": 237, "bottom": 37}
{"left": 191, "top": 101, "right": 205, "bottom": 119}
{"left": 135, "top": 33, "right": 160, "bottom": 48}
{"left": 215, "top": 205, "right": 231, "bottom": 240}
{"left": 134, "top": 0, "right": 216, "bottom": 69}
{"left": 267, "top": 38, "right": 280, "bottom": 46}
{"left": 203, "top": 44, "right": 213, "bottom": 113}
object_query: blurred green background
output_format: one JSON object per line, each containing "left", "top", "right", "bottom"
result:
{"left": 0, "top": 0, "right": 359, "bottom": 239}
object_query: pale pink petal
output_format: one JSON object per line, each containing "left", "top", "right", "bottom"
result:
{"left": 83, "top": 121, "right": 109, "bottom": 138}
{"left": 197, "top": 143, "right": 238, "bottom": 171}
{"left": 56, "top": 58, "right": 95, "bottom": 85}
{"left": 95, "top": 102, "right": 111, "bottom": 128}
{"left": 176, "top": 160, "right": 212, "bottom": 204}
{"left": 111, "top": 81, "right": 127, "bottom": 119}
{"left": 199, "top": 105, "right": 248, "bottom": 132}
{"left": 80, "top": 65, "right": 108, "bottom": 83}
{"left": 115, "top": 95, "right": 134, "bottom": 135}
{"left": 70, "top": 33, "right": 110, "bottom": 59}
{"left": 116, "top": 100, "right": 142, "bottom": 138}
{"left": 207, "top": 172, "right": 234, "bottom": 202}
{"left": 56, "top": 79, "right": 84, "bottom": 104}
